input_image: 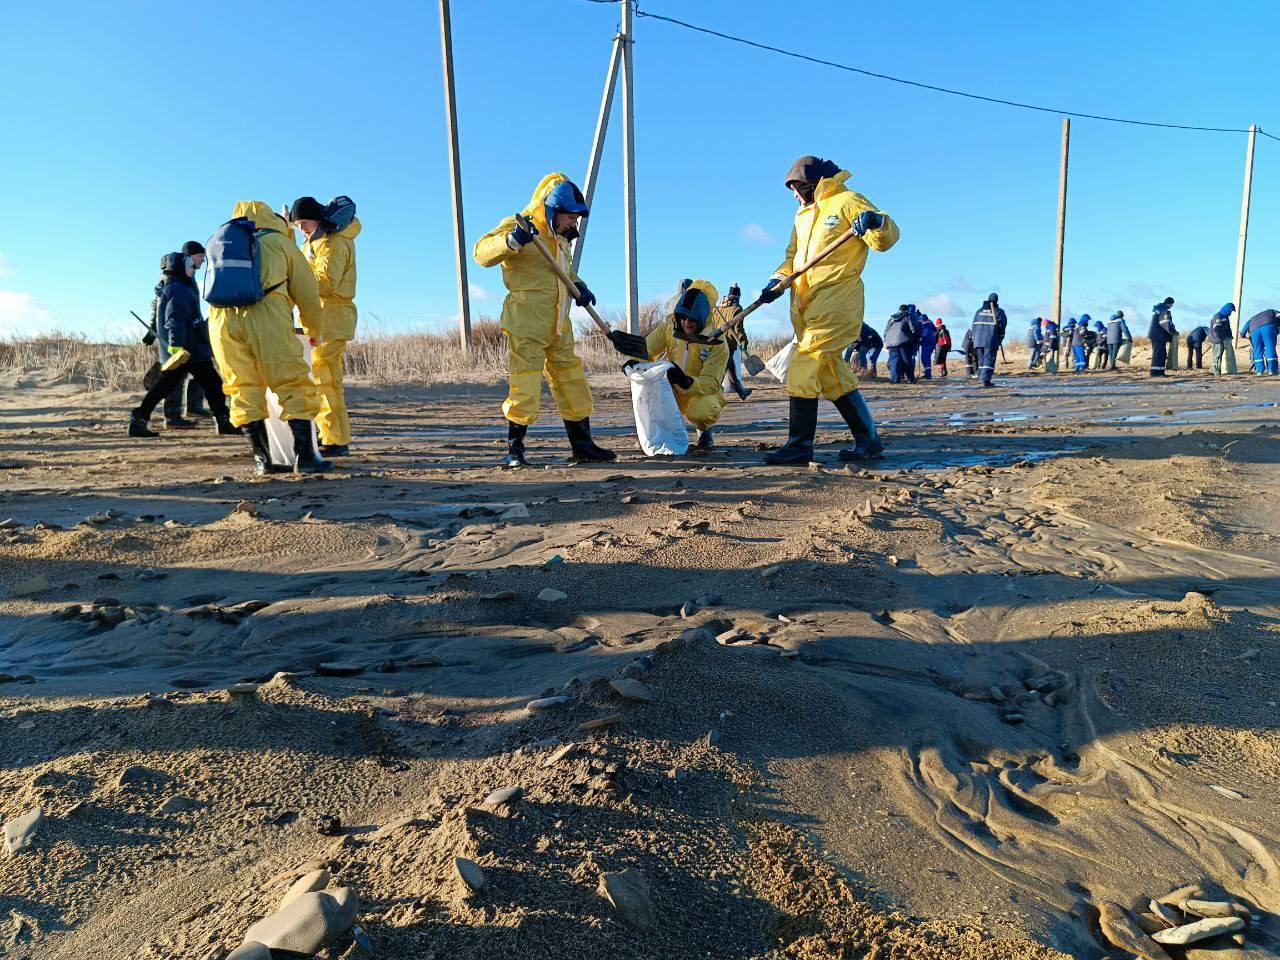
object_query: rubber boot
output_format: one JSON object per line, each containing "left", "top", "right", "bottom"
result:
{"left": 564, "top": 418, "right": 616, "bottom": 463}
{"left": 764, "top": 397, "right": 818, "bottom": 465}
{"left": 165, "top": 416, "right": 198, "bottom": 430}
{"left": 289, "top": 419, "right": 332, "bottom": 473}
{"left": 319, "top": 444, "right": 350, "bottom": 457}
{"left": 215, "top": 415, "right": 242, "bottom": 436}
{"left": 127, "top": 413, "right": 158, "bottom": 438}
{"left": 832, "top": 390, "right": 885, "bottom": 461}
{"left": 505, "top": 420, "right": 529, "bottom": 468}
{"left": 694, "top": 428, "right": 715, "bottom": 451}
{"left": 244, "top": 420, "right": 289, "bottom": 476}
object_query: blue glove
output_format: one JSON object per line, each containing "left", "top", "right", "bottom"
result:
{"left": 852, "top": 210, "right": 885, "bottom": 237}
{"left": 509, "top": 220, "right": 538, "bottom": 247}
{"left": 573, "top": 281, "right": 596, "bottom": 308}
{"left": 758, "top": 278, "right": 784, "bottom": 304}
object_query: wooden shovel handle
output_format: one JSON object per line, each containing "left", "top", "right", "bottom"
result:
{"left": 513, "top": 213, "right": 611, "bottom": 337}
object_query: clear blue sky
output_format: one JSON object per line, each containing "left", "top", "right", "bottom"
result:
{"left": 2, "top": 0, "right": 1278, "bottom": 342}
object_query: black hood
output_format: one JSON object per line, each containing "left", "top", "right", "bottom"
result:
{"left": 784, "top": 155, "right": 840, "bottom": 188}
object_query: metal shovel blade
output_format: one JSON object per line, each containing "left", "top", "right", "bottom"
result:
{"left": 609, "top": 329, "right": 650, "bottom": 361}
{"left": 743, "top": 354, "right": 766, "bottom": 375}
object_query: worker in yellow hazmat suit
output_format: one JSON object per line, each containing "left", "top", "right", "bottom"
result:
{"left": 756, "top": 156, "right": 898, "bottom": 465}
{"left": 634, "top": 279, "right": 727, "bottom": 450}
{"left": 290, "top": 196, "right": 360, "bottom": 457}
{"left": 207, "top": 200, "right": 330, "bottom": 476}
{"left": 473, "top": 173, "right": 615, "bottom": 467}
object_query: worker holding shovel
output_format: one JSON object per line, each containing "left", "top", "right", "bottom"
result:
{"left": 754, "top": 156, "right": 899, "bottom": 465}
{"left": 474, "top": 173, "right": 618, "bottom": 467}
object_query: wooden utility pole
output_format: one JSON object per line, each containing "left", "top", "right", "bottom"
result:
{"left": 1052, "top": 118, "right": 1069, "bottom": 339}
{"left": 439, "top": 0, "right": 471, "bottom": 351}
{"left": 1232, "top": 124, "right": 1257, "bottom": 349}
{"left": 620, "top": 0, "right": 639, "bottom": 334}
{"left": 572, "top": 34, "right": 623, "bottom": 276}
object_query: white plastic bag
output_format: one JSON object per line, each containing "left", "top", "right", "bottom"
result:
{"left": 764, "top": 338, "right": 797, "bottom": 383}
{"left": 264, "top": 332, "right": 321, "bottom": 467}
{"left": 723, "top": 344, "right": 743, "bottom": 391}
{"left": 626, "top": 360, "right": 689, "bottom": 456}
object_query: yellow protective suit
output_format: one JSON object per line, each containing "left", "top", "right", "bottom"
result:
{"left": 772, "top": 170, "right": 899, "bottom": 400}
{"left": 644, "top": 279, "right": 727, "bottom": 431}
{"left": 303, "top": 218, "right": 361, "bottom": 445}
{"left": 208, "top": 201, "right": 323, "bottom": 426}
{"left": 473, "top": 173, "right": 592, "bottom": 426}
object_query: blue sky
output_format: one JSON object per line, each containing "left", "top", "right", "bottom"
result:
{"left": 2, "top": 0, "right": 1278, "bottom": 342}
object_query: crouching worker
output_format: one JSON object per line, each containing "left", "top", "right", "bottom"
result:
{"left": 206, "top": 201, "right": 331, "bottom": 475}
{"left": 757, "top": 155, "right": 898, "bottom": 464}
{"left": 629, "top": 280, "right": 728, "bottom": 451}
{"left": 474, "top": 173, "right": 615, "bottom": 468}
{"left": 128, "top": 252, "right": 238, "bottom": 438}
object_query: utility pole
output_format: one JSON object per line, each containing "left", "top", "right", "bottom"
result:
{"left": 1052, "top": 117, "right": 1070, "bottom": 356}
{"left": 573, "top": 33, "right": 623, "bottom": 277}
{"left": 439, "top": 0, "right": 471, "bottom": 351}
{"left": 620, "top": 0, "right": 639, "bottom": 334}
{"left": 1232, "top": 124, "right": 1257, "bottom": 353}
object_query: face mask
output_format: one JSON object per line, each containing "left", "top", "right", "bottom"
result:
{"left": 560, "top": 224, "right": 580, "bottom": 242}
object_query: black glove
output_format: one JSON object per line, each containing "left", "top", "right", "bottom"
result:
{"left": 758, "top": 278, "right": 784, "bottom": 304}
{"left": 573, "top": 281, "right": 596, "bottom": 309}
{"left": 621, "top": 359, "right": 640, "bottom": 373}
{"left": 666, "top": 364, "right": 695, "bottom": 390}
{"left": 509, "top": 220, "right": 537, "bottom": 247}
{"left": 852, "top": 210, "right": 884, "bottom": 237}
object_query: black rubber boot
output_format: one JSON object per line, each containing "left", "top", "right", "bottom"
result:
{"left": 187, "top": 404, "right": 213, "bottom": 418}
{"left": 694, "top": 428, "right": 715, "bottom": 451}
{"left": 289, "top": 419, "right": 332, "bottom": 473}
{"left": 215, "top": 416, "right": 242, "bottom": 436}
{"left": 244, "top": 420, "right": 289, "bottom": 476}
{"left": 505, "top": 421, "right": 529, "bottom": 468}
{"left": 564, "top": 418, "right": 617, "bottom": 463}
{"left": 127, "top": 413, "right": 158, "bottom": 438}
{"left": 832, "top": 390, "right": 885, "bottom": 461}
{"left": 165, "top": 416, "right": 198, "bottom": 430}
{"left": 319, "top": 444, "right": 350, "bottom": 457}
{"left": 764, "top": 397, "right": 818, "bottom": 465}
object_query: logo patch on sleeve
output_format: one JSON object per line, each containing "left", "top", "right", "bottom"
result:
{"left": 699, "top": 348, "right": 710, "bottom": 362}
{"left": 824, "top": 215, "right": 841, "bottom": 229}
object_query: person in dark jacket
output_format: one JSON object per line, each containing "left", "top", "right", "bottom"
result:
{"left": 882, "top": 306, "right": 914, "bottom": 383}
{"left": 843, "top": 323, "right": 883, "bottom": 377}
{"left": 153, "top": 241, "right": 211, "bottom": 425}
{"left": 917, "top": 311, "right": 937, "bottom": 379}
{"left": 1104, "top": 311, "right": 1130, "bottom": 369}
{"left": 970, "top": 293, "right": 1006, "bottom": 387}
{"left": 1071, "top": 314, "right": 1089, "bottom": 372}
{"left": 1042, "top": 317, "right": 1060, "bottom": 372}
{"left": 1148, "top": 297, "right": 1175, "bottom": 377}
{"left": 934, "top": 319, "right": 952, "bottom": 377}
{"left": 901, "top": 305, "right": 921, "bottom": 383}
{"left": 1241, "top": 308, "right": 1280, "bottom": 375}
{"left": 1184, "top": 325, "right": 1208, "bottom": 370}
{"left": 961, "top": 327, "right": 977, "bottom": 375}
{"left": 1208, "top": 303, "right": 1236, "bottom": 375}
{"left": 128, "top": 253, "right": 238, "bottom": 438}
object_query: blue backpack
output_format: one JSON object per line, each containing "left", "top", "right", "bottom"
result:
{"left": 323, "top": 196, "right": 356, "bottom": 232}
{"left": 202, "top": 218, "right": 284, "bottom": 307}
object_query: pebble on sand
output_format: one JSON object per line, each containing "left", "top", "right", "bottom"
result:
{"left": 609, "top": 678, "right": 653, "bottom": 703}
{"left": 454, "top": 856, "right": 487, "bottom": 892}
{"left": 526, "top": 695, "right": 572, "bottom": 712}
{"left": 760, "top": 565, "right": 781, "bottom": 579}
{"left": 10, "top": 576, "right": 50, "bottom": 597}
{"left": 279, "top": 868, "right": 331, "bottom": 910}
{"left": 598, "top": 868, "right": 655, "bottom": 930}
{"left": 155, "top": 795, "right": 195, "bottom": 815}
{"left": 538, "top": 588, "right": 568, "bottom": 602}
{"left": 241, "top": 888, "right": 358, "bottom": 955}
{"left": 1097, "top": 902, "right": 1172, "bottom": 960}
{"left": 1152, "top": 916, "right": 1245, "bottom": 945}
{"left": 4, "top": 807, "right": 44, "bottom": 855}
{"left": 483, "top": 786, "right": 524, "bottom": 808}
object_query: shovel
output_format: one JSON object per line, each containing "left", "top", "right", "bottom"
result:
{"left": 512, "top": 213, "right": 649, "bottom": 361}
{"left": 704, "top": 221, "right": 863, "bottom": 344}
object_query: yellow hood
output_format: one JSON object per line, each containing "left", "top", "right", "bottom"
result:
{"left": 232, "top": 200, "right": 288, "bottom": 235}
{"left": 520, "top": 172, "right": 571, "bottom": 238}
{"left": 814, "top": 169, "right": 851, "bottom": 202}
{"left": 335, "top": 217, "right": 362, "bottom": 240}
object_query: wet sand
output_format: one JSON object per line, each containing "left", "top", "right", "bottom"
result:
{"left": 1, "top": 359, "right": 1278, "bottom": 958}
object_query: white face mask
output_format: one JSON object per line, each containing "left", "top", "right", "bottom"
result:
{"left": 184, "top": 256, "right": 196, "bottom": 278}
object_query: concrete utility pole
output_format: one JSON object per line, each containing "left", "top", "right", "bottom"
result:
{"left": 620, "top": 0, "right": 640, "bottom": 334}
{"left": 1052, "top": 118, "right": 1070, "bottom": 337}
{"left": 439, "top": 0, "right": 472, "bottom": 351}
{"left": 573, "top": 33, "right": 623, "bottom": 277}
{"left": 1232, "top": 124, "right": 1257, "bottom": 349}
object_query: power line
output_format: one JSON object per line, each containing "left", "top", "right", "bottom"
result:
{"left": 633, "top": 6, "right": 1263, "bottom": 136}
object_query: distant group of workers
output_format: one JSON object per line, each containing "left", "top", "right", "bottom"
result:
{"left": 127, "top": 198, "right": 361, "bottom": 476}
